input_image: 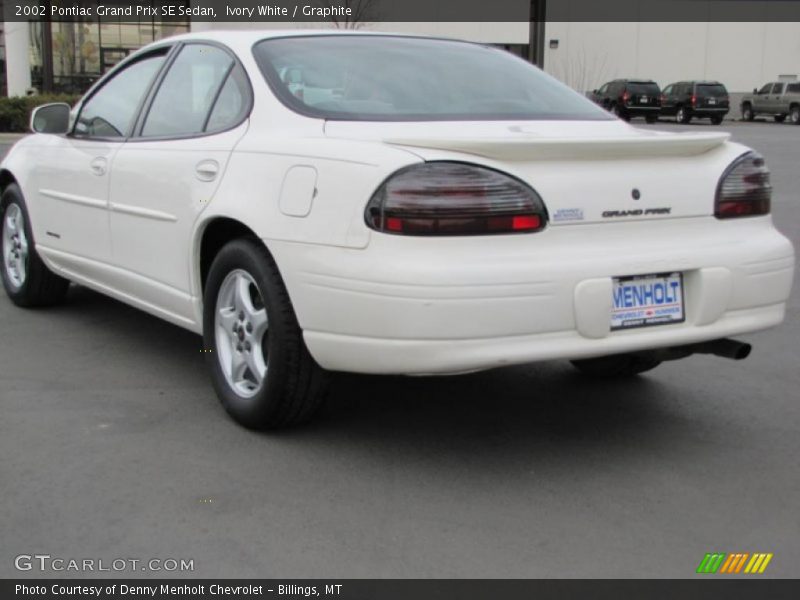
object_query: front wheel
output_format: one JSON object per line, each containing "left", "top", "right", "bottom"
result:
{"left": 741, "top": 104, "right": 755, "bottom": 121}
{"left": 203, "top": 238, "right": 329, "bottom": 429}
{"left": 1, "top": 183, "right": 69, "bottom": 307}
{"left": 571, "top": 353, "right": 662, "bottom": 378}
{"left": 710, "top": 116, "right": 724, "bottom": 125}
{"left": 645, "top": 115, "right": 658, "bottom": 124}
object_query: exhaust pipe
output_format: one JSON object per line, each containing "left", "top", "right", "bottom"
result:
{"left": 651, "top": 338, "right": 752, "bottom": 362}
{"left": 694, "top": 338, "right": 752, "bottom": 360}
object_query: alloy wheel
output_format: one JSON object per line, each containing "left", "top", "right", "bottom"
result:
{"left": 214, "top": 269, "right": 269, "bottom": 397}
{"left": 2, "top": 203, "right": 29, "bottom": 289}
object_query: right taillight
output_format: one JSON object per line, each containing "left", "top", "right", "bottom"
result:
{"left": 715, "top": 151, "right": 771, "bottom": 219}
{"left": 365, "top": 162, "right": 547, "bottom": 236}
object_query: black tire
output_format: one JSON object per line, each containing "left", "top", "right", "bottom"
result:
{"left": 645, "top": 115, "right": 658, "bottom": 124}
{"left": 774, "top": 114, "right": 787, "bottom": 123}
{"left": 1, "top": 183, "right": 69, "bottom": 307}
{"left": 790, "top": 106, "right": 800, "bottom": 125}
{"left": 741, "top": 104, "right": 755, "bottom": 121}
{"left": 613, "top": 104, "right": 630, "bottom": 122}
{"left": 202, "top": 237, "right": 328, "bottom": 429}
{"left": 570, "top": 353, "right": 662, "bottom": 378}
{"left": 676, "top": 106, "right": 691, "bottom": 124}
{"left": 710, "top": 116, "right": 724, "bottom": 125}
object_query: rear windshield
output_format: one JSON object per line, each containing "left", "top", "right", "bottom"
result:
{"left": 626, "top": 82, "right": 659, "bottom": 95}
{"left": 253, "top": 36, "right": 613, "bottom": 121}
{"left": 696, "top": 84, "right": 727, "bottom": 98}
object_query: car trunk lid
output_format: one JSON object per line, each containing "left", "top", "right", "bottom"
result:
{"left": 324, "top": 120, "right": 738, "bottom": 225}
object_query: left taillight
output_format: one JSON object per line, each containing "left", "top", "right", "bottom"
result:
{"left": 715, "top": 151, "right": 771, "bottom": 219}
{"left": 365, "top": 162, "right": 547, "bottom": 236}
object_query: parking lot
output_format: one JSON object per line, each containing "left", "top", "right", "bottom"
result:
{"left": 1, "top": 120, "right": 798, "bottom": 579}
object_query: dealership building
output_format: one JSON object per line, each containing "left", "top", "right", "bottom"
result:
{"left": 1, "top": 1, "right": 799, "bottom": 98}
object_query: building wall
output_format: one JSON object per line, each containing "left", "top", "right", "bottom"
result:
{"left": 543, "top": 22, "right": 800, "bottom": 93}
{"left": 192, "top": 21, "right": 530, "bottom": 44}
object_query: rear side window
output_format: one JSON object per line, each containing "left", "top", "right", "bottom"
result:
{"left": 696, "top": 84, "right": 727, "bottom": 98}
{"left": 788, "top": 83, "right": 800, "bottom": 93}
{"left": 141, "top": 44, "right": 244, "bottom": 137}
{"left": 74, "top": 51, "right": 167, "bottom": 138}
{"left": 205, "top": 65, "right": 250, "bottom": 132}
{"left": 771, "top": 83, "right": 785, "bottom": 94}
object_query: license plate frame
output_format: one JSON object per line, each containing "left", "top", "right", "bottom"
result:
{"left": 611, "top": 272, "right": 686, "bottom": 331}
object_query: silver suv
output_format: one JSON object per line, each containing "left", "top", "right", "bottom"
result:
{"left": 741, "top": 81, "right": 800, "bottom": 124}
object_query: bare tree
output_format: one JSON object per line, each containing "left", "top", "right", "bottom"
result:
{"left": 551, "top": 47, "right": 611, "bottom": 96}
{"left": 316, "top": 0, "right": 380, "bottom": 30}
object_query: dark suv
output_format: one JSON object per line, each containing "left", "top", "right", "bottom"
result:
{"left": 660, "top": 81, "right": 730, "bottom": 124}
{"left": 590, "top": 79, "right": 661, "bottom": 122}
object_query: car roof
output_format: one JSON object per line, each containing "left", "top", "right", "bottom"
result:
{"left": 161, "top": 29, "right": 445, "bottom": 46}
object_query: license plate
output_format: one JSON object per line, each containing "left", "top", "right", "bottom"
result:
{"left": 709, "top": 98, "right": 717, "bottom": 105}
{"left": 611, "top": 273, "right": 685, "bottom": 330}
{"left": 640, "top": 96, "right": 649, "bottom": 104}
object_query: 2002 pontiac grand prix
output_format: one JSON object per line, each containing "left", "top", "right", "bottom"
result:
{"left": 1, "top": 31, "right": 795, "bottom": 429}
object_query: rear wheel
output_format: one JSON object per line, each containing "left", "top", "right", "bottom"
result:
{"left": 790, "top": 106, "right": 800, "bottom": 125}
{"left": 1, "top": 183, "right": 69, "bottom": 307}
{"left": 710, "top": 116, "right": 724, "bottom": 125}
{"left": 571, "top": 353, "right": 662, "bottom": 378}
{"left": 676, "top": 106, "right": 691, "bottom": 124}
{"left": 774, "top": 114, "right": 787, "bottom": 123}
{"left": 741, "top": 104, "right": 755, "bottom": 121}
{"left": 613, "top": 104, "right": 630, "bottom": 122}
{"left": 203, "top": 238, "right": 328, "bottom": 429}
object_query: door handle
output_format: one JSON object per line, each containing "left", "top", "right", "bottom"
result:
{"left": 90, "top": 157, "right": 107, "bottom": 176}
{"left": 195, "top": 160, "right": 219, "bottom": 182}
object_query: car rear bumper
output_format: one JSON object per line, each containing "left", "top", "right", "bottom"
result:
{"left": 624, "top": 106, "right": 661, "bottom": 114}
{"left": 267, "top": 217, "right": 794, "bottom": 375}
{"left": 692, "top": 107, "right": 730, "bottom": 116}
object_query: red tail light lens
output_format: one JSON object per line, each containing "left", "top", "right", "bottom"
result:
{"left": 366, "top": 162, "right": 547, "bottom": 236}
{"left": 622, "top": 91, "right": 630, "bottom": 103}
{"left": 691, "top": 94, "right": 697, "bottom": 106}
{"left": 715, "top": 152, "right": 771, "bottom": 219}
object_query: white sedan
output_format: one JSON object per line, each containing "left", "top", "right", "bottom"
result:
{"left": 1, "top": 31, "right": 794, "bottom": 429}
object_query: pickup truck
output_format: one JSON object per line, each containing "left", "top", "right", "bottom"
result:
{"left": 740, "top": 81, "right": 800, "bottom": 124}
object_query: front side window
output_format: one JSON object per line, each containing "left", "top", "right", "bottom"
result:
{"left": 758, "top": 83, "right": 772, "bottom": 95}
{"left": 141, "top": 44, "right": 243, "bottom": 137}
{"left": 253, "top": 36, "right": 612, "bottom": 121}
{"left": 74, "top": 51, "right": 167, "bottom": 138}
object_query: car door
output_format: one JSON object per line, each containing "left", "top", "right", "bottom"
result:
{"left": 107, "top": 42, "right": 251, "bottom": 325}
{"left": 769, "top": 83, "right": 785, "bottom": 113}
{"left": 661, "top": 84, "right": 674, "bottom": 114}
{"left": 30, "top": 49, "right": 168, "bottom": 274}
{"left": 595, "top": 83, "right": 609, "bottom": 107}
{"left": 753, "top": 83, "right": 773, "bottom": 113}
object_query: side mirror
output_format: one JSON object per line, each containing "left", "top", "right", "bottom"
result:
{"left": 30, "top": 103, "right": 71, "bottom": 134}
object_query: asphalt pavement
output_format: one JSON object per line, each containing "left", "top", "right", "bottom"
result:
{"left": 1, "top": 121, "right": 798, "bottom": 579}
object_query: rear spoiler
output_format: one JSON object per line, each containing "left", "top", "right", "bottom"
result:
{"left": 384, "top": 132, "right": 731, "bottom": 161}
